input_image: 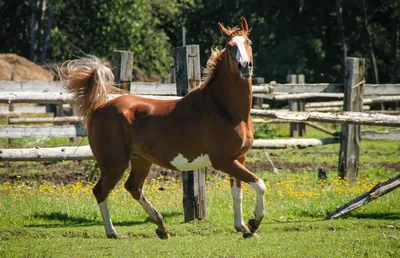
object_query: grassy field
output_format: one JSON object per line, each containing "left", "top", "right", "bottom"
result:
{"left": 0, "top": 122, "right": 399, "bottom": 257}
{"left": 0, "top": 170, "right": 399, "bottom": 257}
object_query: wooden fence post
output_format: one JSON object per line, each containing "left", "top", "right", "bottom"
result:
{"left": 8, "top": 69, "right": 15, "bottom": 146}
{"left": 338, "top": 57, "right": 365, "bottom": 182}
{"left": 297, "top": 74, "right": 306, "bottom": 136}
{"left": 173, "top": 45, "right": 207, "bottom": 222}
{"left": 288, "top": 74, "right": 306, "bottom": 137}
{"left": 111, "top": 50, "right": 134, "bottom": 91}
{"left": 252, "top": 77, "right": 265, "bottom": 108}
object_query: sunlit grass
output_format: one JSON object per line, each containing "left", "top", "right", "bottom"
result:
{"left": 1, "top": 171, "right": 398, "bottom": 226}
{"left": 1, "top": 171, "right": 399, "bottom": 257}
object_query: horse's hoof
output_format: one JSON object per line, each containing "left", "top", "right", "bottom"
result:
{"left": 243, "top": 232, "right": 259, "bottom": 238}
{"left": 235, "top": 226, "right": 243, "bottom": 232}
{"left": 243, "top": 232, "right": 253, "bottom": 238}
{"left": 156, "top": 229, "right": 171, "bottom": 240}
{"left": 106, "top": 233, "right": 121, "bottom": 239}
{"left": 248, "top": 217, "right": 261, "bottom": 233}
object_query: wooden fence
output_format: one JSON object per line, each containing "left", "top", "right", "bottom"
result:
{"left": 1, "top": 49, "right": 400, "bottom": 221}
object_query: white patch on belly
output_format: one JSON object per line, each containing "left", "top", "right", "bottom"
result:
{"left": 170, "top": 153, "right": 211, "bottom": 171}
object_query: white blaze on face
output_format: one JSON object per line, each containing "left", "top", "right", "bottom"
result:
{"left": 170, "top": 153, "right": 211, "bottom": 171}
{"left": 232, "top": 36, "right": 250, "bottom": 64}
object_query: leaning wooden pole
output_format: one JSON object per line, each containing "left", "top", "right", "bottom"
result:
{"left": 338, "top": 58, "right": 365, "bottom": 182}
{"left": 174, "top": 45, "right": 207, "bottom": 222}
{"left": 326, "top": 174, "right": 400, "bottom": 219}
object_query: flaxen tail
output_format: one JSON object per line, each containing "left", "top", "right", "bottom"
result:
{"left": 59, "top": 55, "right": 120, "bottom": 124}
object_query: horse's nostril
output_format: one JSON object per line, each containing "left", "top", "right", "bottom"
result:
{"left": 249, "top": 62, "right": 253, "bottom": 68}
{"left": 238, "top": 63, "right": 243, "bottom": 70}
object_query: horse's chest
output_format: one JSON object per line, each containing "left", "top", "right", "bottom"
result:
{"left": 236, "top": 122, "right": 253, "bottom": 148}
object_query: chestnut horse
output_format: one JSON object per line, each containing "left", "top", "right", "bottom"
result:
{"left": 61, "top": 17, "right": 265, "bottom": 239}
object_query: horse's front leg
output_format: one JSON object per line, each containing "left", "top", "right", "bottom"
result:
{"left": 230, "top": 177, "right": 253, "bottom": 237}
{"left": 248, "top": 178, "right": 266, "bottom": 234}
{"left": 213, "top": 157, "right": 266, "bottom": 238}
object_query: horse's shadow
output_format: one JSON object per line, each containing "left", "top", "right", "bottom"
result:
{"left": 25, "top": 211, "right": 182, "bottom": 228}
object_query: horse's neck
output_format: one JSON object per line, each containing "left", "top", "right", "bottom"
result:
{"left": 208, "top": 56, "right": 252, "bottom": 122}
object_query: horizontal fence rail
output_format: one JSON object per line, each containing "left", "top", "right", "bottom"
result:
{"left": 0, "top": 124, "right": 85, "bottom": 138}
{"left": 0, "top": 145, "right": 93, "bottom": 161}
{"left": 1, "top": 81, "right": 400, "bottom": 97}
{"left": 0, "top": 138, "right": 339, "bottom": 161}
{"left": 250, "top": 109, "right": 400, "bottom": 127}
{"left": 0, "top": 81, "right": 63, "bottom": 92}
{"left": 305, "top": 95, "right": 400, "bottom": 108}
{"left": 4, "top": 122, "right": 399, "bottom": 140}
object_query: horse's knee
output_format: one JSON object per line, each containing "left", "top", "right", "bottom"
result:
{"left": 250, "top": 179, "right": 266, "bottom": 194}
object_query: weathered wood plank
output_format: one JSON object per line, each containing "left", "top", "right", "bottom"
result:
{"left": 0, "top": 112, "right": 21, "bottom": 118}
{"left": 254, "top": 83, "right": 400, "bottom": 95}
{"left": 306, "top": 106, "right": 370, "bottom": 112}
{"left": 360, "top": 129, "right": 400, "bottom": 140}
{"left": 0, "top": 92, "right": 179, "bottom": 104}
{"left": 0, "top": 105, "right": 47, "bottom": 113}
{"left": 0, "top": 138, "right": 339, "bottom": 161}
{"left": 0, "top": 81, "right": 63, "bottom": 92}
{"left": 0, "top": 124, "right": 85, "bottom": 138}
{"left": 305, "top": 95, "right": 400, "bottom": 108}
{"left": 0, "top": 145, "right": 93, "bottom": 161}
{"left": 252, "top": 138, "right": 339, "bottom": 149}
{"left": 0, "top": 81, "right": 398, "bottom": 95}
{"left": 9, "top": 116, "right": 83, "bottom": 124}
{"left": 0, "top": 92, "right": 72, "bottom": 104}
{"left": 250, "top": 109, "right": 400, "bottom": 126}
{"left": 326, "top": 174, "right": 400, "bottom": 219}
{"left": 130, "top": 82, "right": 177, "bottom": 95}
{"left": 363, "top": 84, "right": 400, "bottom": 95}
{"left": 254, "top": 83, "right": 344, "bottom": 94}
{"left": 274, "top": 93, "right": 344, "bottom": 100}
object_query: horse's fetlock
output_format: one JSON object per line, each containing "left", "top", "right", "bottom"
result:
{"left": 248, "top": 217, "right": 262, "bottom": 233}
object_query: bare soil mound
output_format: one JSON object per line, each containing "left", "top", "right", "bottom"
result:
{"left": 0, "top": 54, "right": 54, "bottom": 81}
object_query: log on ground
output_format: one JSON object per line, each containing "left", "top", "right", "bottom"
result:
{"left": 326, "top": 174, "right": 400, "bottom": 219}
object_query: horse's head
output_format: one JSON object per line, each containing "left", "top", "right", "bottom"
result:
{"left": 218, "top": 17, "right": 253, "bottom": 79}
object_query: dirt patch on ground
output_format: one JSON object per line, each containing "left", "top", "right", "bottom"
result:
{"left": 0, "top": 54, "right": 54, "bottom": 81}
{"left": 1, "top": 159, "right": 399, "bottom": 185}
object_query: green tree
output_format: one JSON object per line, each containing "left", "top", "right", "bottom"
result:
{"left": 48, "top": 0, "right": 192, "bottom": 76}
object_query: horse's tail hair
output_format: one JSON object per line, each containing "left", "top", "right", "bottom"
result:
{"left": 59, "top": 55, "right": 121, "bottom": 123}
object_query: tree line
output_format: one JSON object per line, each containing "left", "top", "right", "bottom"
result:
{"left": 1, "top": 0, "right": 399, "bottom": 83}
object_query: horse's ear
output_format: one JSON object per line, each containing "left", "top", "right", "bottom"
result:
{"left": 218, "top": 22, "right": 230, "bottom": 40}
{"left": 240, "top": 17, "right": 249, "bottom": 32}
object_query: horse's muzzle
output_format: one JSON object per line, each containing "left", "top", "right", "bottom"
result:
{"left": 238, "top": 61, "right": 253, "bottom": 78}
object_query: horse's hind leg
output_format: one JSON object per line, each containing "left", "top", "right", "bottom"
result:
{"left": 124, "top": 155, "right": 170, "bottom": 239}
{"left": 92, "top": 153, "right": 129, "bottom": 239}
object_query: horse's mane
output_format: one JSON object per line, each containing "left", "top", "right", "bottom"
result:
{"left": 198, "top": 26, "right": 249, "bottom": 89}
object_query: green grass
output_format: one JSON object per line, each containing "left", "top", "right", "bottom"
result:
{"left": 1, "top": 170, "right": 399, "bottom": 257}
{"left": 0, "top": 120, "right": 399, "bottom": 257}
